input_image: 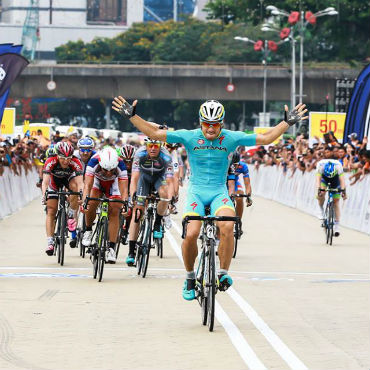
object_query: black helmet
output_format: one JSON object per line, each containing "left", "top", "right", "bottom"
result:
{"left": 231, "top": 151, "right": 240, "bottom": 164}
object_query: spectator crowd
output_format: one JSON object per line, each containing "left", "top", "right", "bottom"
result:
{"left": 241, "top": 131, "right": 370, "bottom": 186}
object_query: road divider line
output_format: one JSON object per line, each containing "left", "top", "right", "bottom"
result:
{"left": 228, "top": 287, "right": 308, "bottom": 370}
{"left": 171, "top": 220, "right": 307, "bottom": 370}
{"left": 166, "top": 229, "right": 267, "bottom": 370}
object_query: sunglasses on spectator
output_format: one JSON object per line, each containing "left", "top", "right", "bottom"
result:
{"left": 146, "top": 143, "right": 161, "bottom": 149}
{"left": 80, "top": 148, "right": 92, "bottom": 153}
{"left": 200, "top": 121, "right": 222, "bottom": 129}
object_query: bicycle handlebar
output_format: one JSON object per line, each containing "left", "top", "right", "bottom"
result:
{"left": 83, "top": 196, "right": 127, "bottom": 211}
{"left": 181, "top": 215, "right": 240, "bottom": 239}
{"left": 231, "top": 194, "right": 251, "bottom": 200}
{"left": 45, "top": 190, "right": 82, "bottom": 200}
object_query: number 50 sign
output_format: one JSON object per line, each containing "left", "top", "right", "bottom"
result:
{"left": 309, "top": 112, "right": 346, "bottom": 143}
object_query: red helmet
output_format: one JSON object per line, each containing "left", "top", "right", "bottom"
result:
{"left": 56, "top": 142, "right": 74, "bottom": 158}
{"left": 119, "top": 144, "right": 135, "bottom": 160}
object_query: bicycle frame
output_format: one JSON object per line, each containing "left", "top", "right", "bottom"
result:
{"left": 182, "top": 214, "right": 238, "bottom": 332}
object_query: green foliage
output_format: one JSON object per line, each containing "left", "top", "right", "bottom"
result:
{"left": 55, "top": 2, "right": 369, "bottom": 64}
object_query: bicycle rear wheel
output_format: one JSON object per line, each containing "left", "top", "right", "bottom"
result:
{"left": 207, "top": 241, "right": 216, "bottom": 332}
{"left": 98, "top": 217, "right": 108, "bottom": 282}
{"left": 59, "top": 207, "right": 66, "bottom": 266}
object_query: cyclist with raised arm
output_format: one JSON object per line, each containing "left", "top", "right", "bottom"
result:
{"left": 112, "top": 96, "right": 307, "bottom": 300}
{"left": 42, "top": 142, "right": 84, "bottom": 256}
{"left": 81, "top": 147, "right": 129, "bottom": 263}
{"left": 125, "top": 138, "right": 173, "bottom": 266}
{"left": 316, "top": 157, "right": 347, "bottom": 236}
{"left": 227, "top": 151, "right": 252, "bottom": 234}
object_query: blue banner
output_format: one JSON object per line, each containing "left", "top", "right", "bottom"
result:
{"left": 344, "top": 64, "right": 370, "bottom": 144}
{"left": 0, "top": 44, "right": 28, "bottom": 123}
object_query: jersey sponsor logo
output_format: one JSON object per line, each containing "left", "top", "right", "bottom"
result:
{"left": 193, "top": 145, "right": 227, "bottom": 152}
{"left": 197, "top": 139, "right": 205, "bottom": 145}
{"left": 218, "top": 135, "right": 225, "bottom": 145}
{"left": 191, "top": 202, "right": 198, "bottom": 210}
{"left": 222, "top": 198, "right": 229, "bottom": 204}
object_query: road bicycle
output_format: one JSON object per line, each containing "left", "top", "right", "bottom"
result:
{"left": 230, "top": 193, "right": 251, "bottom": 258}
{"left": 46, "top": 190, "right": 81, "bottom": 266}
{"left": 182, "top": 211, "right": 239, "bottom": 332}
{"left": 320, "top": 187, "right": 343, "bottom": 246}
{"left": 84, "top": 196, "right": 126, "bottom": 282}
{"left": 115, "top": 210, "right": 131, "bottom": 260}
{"left": 135, "top": 193, "right": 169, "bottom": 278}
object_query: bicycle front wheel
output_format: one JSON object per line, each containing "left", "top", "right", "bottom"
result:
{"left": 59, "top": 207, "right": 66, "bottom": 266}
{"left": 141, "top": 215, "right": 153, "bottom": 278}
{"left": 98, "top": 217, "right": 108, "bottom": 282}
{"left": 207, "top": 241, "right": 216, "bottom": 332}
{"left": 328, "top": 202, "right": 334, "bottom": 246}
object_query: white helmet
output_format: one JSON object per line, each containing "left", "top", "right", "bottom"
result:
{"left": 98, "top": 147, "right": 119, "bottom": 170}
{"left": 199, "top": 100, "right": 225, "bottom": 123}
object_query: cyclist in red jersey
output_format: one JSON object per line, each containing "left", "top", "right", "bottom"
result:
{"left": 42, "top": 142, "right": 84, "bottom": 256}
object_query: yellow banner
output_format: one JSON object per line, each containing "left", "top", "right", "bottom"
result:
{"left": 23, "top": 120, "right": 30, "bottom": 134}
{"left": 29, "top": 125, "right": 51, "bottom": 139}
{"left": 309, "top": 112, "right": 346, "bottom": 142}
{"left": 253, "top": 127, "right": 282, "bottom": 145}
{"left": 0, "top": 108, "right": 15, "bottom": 136}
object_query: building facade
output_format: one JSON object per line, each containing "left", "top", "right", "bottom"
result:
{"left": 0, "top": 0, "right": 143, "bottom": 59}
{"left": 144, "top": 0, "right": 195, "bottom": 22}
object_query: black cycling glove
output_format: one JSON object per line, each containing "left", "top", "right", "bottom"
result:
{"left": 117, "top": 100, "right": 136, "bottom": 119}
{"left": 284, "top": 108, "right": 302, "bottom": 126}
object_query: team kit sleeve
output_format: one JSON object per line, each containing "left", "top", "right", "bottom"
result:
{"left": 117, "top": 160, "right": 128, "bottom": 180}
{"left": 230, "top": 131, "right": 257, "bottom": 147}
{"left": 42, "top": 157, "right": 55, "bottom": 174}
{"left": 242, "top": 163, "right": 250, "bottom": 178}
{"left": 85, "top": 156, "right": 98, "bottom": 177}
{"left": 166, "top": 129, "right": 192, "bottom": 145}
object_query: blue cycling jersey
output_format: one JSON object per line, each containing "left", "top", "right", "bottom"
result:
{"left": 227, "top": 161, "right": 250, "bottom": 181}
{"left": 166, "top": 128, "right": 256, "bottom": 189}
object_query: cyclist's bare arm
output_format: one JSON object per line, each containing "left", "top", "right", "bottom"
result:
{"left": 256, "top": 103, "right": 308, "bottom": 145}
{"left": 42, "top": 173, "right": 50, "bottom": 197}
{"left": 129, "top": 171, "right": 140, "bottom": 198}
{"left": 118, "top": 179, "right": 129, "bottom": 201}
{"left": 82, "top": 175, "right": 94, "bottom": 202}
{"left": 244, "top": 177, "right": 252, "bottom": 195}
{"left": 316, "top": 173, "right": 322, "bottom": 191}
{"left": 112, "top": 97, "right": 167, "bottom": 142}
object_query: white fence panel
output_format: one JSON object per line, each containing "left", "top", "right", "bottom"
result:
{"left": 250, "top": 165, "right": 370, "bottom": 235}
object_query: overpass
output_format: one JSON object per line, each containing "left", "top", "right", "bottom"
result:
{"left": 11, "top": 63, "right": 360, "bottom": 104}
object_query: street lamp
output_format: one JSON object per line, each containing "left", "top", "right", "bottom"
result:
{"left": 235, "top": 36, "right": 287, "bottom": 126}
{"left": 234, "top": 37, "right": 267, "bottom": 122}
{"left": 266, "top": 5, "right": 338, "bottom": 105}
{"left": 261, "top": 23, "right": 296, "bottom": 115}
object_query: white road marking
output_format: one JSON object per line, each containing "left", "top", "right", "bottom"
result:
{"left": 166, "top": 228, "right": 267, "bottom": 370}
{"left": 228, "top": 287, "right": 308, "bottom": 370}
{"left": 171, "top": 220, "right": 308, "bottom": 370}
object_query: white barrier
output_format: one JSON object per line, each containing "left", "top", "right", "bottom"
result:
{"left": 0, "top": 167, "right": 40, "bottom": 219}
{"left": 249, "top": 165, "right": 370, "bottom": 235}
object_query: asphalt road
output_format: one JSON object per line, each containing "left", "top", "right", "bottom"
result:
{"left": 0, "top": 187, "right": 369, "bottom": 370}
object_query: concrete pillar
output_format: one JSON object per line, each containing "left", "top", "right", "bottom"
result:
{"left": 105, "top": 100, "right": 111, "bottom": 130}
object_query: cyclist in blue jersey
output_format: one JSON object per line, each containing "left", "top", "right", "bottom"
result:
{"left": 112, "top": 96, "right": 308, "bottom": 300}
{"left": 227, "top": 151, "right": 252, "bottom": 233}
